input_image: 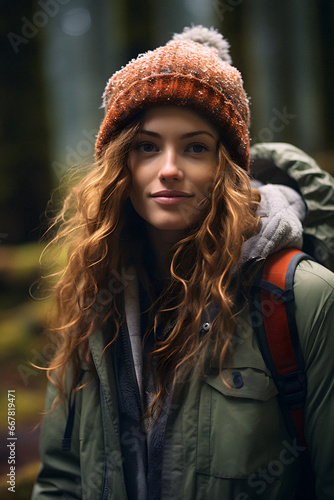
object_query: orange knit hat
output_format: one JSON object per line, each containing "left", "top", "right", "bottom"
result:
{"left": 95, "top": 26, "right": 250, "bottom": 170}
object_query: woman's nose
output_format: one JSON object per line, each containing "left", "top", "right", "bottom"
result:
{"left": 158, "top": 150, "right": 183, "bottom": 181}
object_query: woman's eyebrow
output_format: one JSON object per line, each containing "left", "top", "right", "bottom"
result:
{"left": 181, "top": 131, "right": 216, "bottom": 139}
{"left": 140, "top": 130, "right": 161, "bottom": 138}
{"left": 139, "top": 130, "right": 216, "bottom": 139}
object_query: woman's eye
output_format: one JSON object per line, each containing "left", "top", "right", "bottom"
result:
{"left": 186, "top": 144, "right": 209, "bottom": 153}
{"left": 137, "top": 142, "right": 158, "bottom": 153}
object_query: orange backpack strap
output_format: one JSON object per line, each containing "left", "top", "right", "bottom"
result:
{"left": 250, "top": 248, "right": 316, "bottom": 496}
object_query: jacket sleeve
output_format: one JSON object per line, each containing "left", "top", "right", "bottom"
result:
{"left": 250, "top": 142, "right": 334, "bottom": 272}
{"left": 31, "top": 380, "right": 82, "bottom": 499}
{"left": 293, "top": 260, "right": 334, "bottom": 499}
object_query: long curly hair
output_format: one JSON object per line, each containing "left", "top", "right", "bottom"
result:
{"left": 41, "top": 116, "right": 261, "bottom": 416}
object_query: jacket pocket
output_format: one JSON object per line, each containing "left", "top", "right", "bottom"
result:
{"left": 196, "top": 366, "right": 283, "bottom": 479}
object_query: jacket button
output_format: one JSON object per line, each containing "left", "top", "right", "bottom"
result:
{"left": 202, "top": 322, "right": 210, "bottom": 332}
{"left": 232, "top": 371, "right": 244, "bottom": 389}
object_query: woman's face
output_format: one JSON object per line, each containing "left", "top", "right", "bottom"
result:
{"left": 128, "top": 106, "right": 219, "bottom": 232}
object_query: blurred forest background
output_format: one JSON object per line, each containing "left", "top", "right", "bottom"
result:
{"left": 1, "top": 0, "right": 334, "bottom": 497}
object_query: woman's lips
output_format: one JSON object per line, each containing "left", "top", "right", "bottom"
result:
{"left": 151, "top": 190, "right": 193, "bottom": 205}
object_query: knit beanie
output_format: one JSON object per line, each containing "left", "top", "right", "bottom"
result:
{"left": 95, "top": 25, "right": 250, "bottom": 170}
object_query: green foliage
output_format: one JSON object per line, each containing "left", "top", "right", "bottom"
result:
{"left": 0, "top": 241, "right": 49, "bottom": 493}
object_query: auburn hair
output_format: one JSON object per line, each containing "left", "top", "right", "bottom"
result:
{"left": 41, "top": 117, "right": 261, "bottom": 416}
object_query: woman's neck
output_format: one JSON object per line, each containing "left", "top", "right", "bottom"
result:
{"left": 145, "top": 225, "right": 185, "bottom": 277}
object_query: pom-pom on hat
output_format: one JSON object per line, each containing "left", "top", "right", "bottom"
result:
{"left": 95, "top": 25, "right": 250, "bottom": 170}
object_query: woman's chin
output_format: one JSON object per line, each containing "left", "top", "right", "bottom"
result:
{"left": 146, "top": 220, "right": 190, "bottom": 233}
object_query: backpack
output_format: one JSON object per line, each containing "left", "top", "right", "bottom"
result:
{"left": 250, "top": 248, "right": 316, "bottom": 499}
{"left": 249, "top": 144, "right": 334, "bottom": 497}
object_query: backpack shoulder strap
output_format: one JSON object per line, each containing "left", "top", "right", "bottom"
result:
{"left": 250, "top": 248, "right": 318, "bottom": 498}
{"left": 250, "top": 248, "right": 312, "bottom": 446}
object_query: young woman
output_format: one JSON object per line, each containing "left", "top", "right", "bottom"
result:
{"left": 32, "top": 26, "right": 334, "bottom": 500}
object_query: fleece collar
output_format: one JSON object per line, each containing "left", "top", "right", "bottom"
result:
{"left": 241, "top": 183, "right": 306, "bottom": 264}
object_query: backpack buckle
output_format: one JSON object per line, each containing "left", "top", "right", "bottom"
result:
{"left": 276, "top": 370, "right": 307, "bottom": 410}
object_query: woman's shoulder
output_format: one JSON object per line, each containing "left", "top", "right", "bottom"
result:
{"left": 294, "top": 259, "right": 334, "bottom": 304}
{"left": 295, "top": 259, "right": 334, "bottom": 288}
{"left": 292, "top": 260, "right": 334, "bottom": 495}
{"left": 293, "top": 259, "right": 334, "bottom": 364}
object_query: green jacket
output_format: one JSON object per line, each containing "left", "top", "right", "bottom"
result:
{"left": 31, "top": 144, "right": 334, "bottom": 500}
